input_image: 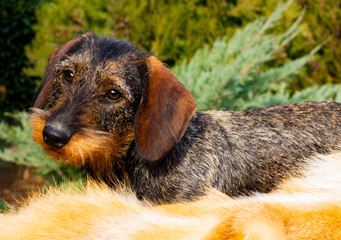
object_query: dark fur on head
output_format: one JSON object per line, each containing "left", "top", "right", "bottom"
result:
{"left": 31, "top": 33, "right": 341, "bottom": 203}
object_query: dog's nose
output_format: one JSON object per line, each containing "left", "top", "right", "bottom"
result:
{"left": 43, "top": 124, "right": 71, "bottom": 149}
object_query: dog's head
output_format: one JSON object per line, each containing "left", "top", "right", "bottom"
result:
{"left": 30, "top": 33, "right": 196, "bottom": 171}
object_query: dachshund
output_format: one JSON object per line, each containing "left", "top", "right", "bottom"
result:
{"left": 29, "top": 32, "right": 341, "bottom": 203}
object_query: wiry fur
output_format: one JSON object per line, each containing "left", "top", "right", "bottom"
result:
{"left": 29, "top": 109, "right": 133, "bottom": 173}
{"left": 1, "top": 152, "right": 341, "bottom": 240}
{"left": 30, "top": 32, "right": 341, "bottom": 203}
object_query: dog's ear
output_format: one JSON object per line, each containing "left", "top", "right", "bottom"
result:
{"left": 135, "top": 56, "right": 196, "bottom": 161}
{"left": 32, "top": 35, "right": 84, "bottom": 109}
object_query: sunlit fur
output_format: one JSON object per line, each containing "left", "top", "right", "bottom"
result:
{"left": 1, "top": 152, "right": 341, "bottom": 240}
{"left": 29, "top": 109, "right": 133, "bottom": 173}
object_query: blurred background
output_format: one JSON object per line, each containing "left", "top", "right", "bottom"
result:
{"left": 0, "top": 0, "right": 340, "bottom": 209}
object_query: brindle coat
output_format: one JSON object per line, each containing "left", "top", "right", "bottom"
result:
{"left": 30, "top": 33, "right": 341, "bottom": 203}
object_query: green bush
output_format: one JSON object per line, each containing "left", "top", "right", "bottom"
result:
{"left": 0, "top": 200, "right": 9, "bottom": 213}
{"left": 24, "top": 0, "right": 301, "bottom": 77}
{"left": 173, "top": 1, "right": 341, "bottom": 111}
{"left": 26, "top": 0, "right": 341, "bottom": 91}
{"left": 0, "top": 0, "right": 42, "bottom": 119}
{"left": 206, "top": 0, "right": 341, "bottom": 88}
{"left": 25, "top": 0, "right": 245, "bottom": 76}
{"left": 290, "top": 0, "right": 341, "bottom": 86}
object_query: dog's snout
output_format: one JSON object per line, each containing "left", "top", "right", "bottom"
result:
{"left": 43, "top": 124, "right": 71, "bottom": 149}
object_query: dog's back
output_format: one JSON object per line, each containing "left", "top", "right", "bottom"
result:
{"left": 125, "top": 101, "right": 341, "bottom": 202}
{"left": 207, "top": 101, "right": 341, "bottom": 195}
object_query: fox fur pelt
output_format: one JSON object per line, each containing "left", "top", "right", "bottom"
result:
{"left": 1, "top": 151, "right": 341, "bottom": 240}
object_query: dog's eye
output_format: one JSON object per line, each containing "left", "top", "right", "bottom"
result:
{"left": 105, "top": 89, "right": 122, "bottom": 102}
{"left": 63, "top": 70, "right": 74, "bottom": 83}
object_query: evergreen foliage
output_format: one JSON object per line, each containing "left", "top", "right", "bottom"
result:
{"left": 173, "top": 1, "right": 341, "bottom": 111}
{"left": 287, "top": 0, "right": 341, "bottom": 86}
{"left": 0, "top": 200, "right": 9, "bottom": 213}
{"left": 25, "top": 0, "right": 243, "bottom": 76}
{"left": 25, "top": 0, "right": 341, "bottom": 89}
{"left": 0, "top": 0, "right": 42, "bottom": 120}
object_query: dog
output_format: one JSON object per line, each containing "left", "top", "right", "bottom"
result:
{"left": 29, "top": 32, "right": 341, "bottom": 203}
{"left": 1, "top": 151, "right": 341, "bottom": 239}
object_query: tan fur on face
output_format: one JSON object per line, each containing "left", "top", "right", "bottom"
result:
{"left": 29, "top": 109, "right": 134, "bottom": 172}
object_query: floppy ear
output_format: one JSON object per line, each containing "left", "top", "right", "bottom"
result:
{"left": 32, "top": 35, "right": 84, "bottom": 109}
{"left": 135, "top": 56, "right": 197, "bottom": 161}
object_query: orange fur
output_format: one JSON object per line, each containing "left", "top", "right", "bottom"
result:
{"left": 1, "top": 152, "right": 341, "bottom": 239}
{"left": 29, "top": 109, "right": 133, "bottom": 173}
